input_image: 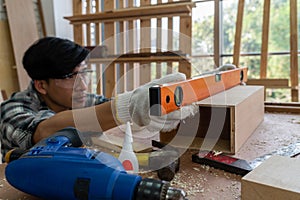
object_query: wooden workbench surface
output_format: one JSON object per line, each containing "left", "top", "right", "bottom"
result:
{"left": 0, "top": 113, "right": 299, "bottom": 199}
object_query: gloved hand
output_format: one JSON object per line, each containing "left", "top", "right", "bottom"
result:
{"left": 217, "top": 63, "right": 236, "bottom": 71}
{"left": 198, "top": 64, "right": 237, "bottom": 77}
{"left": 114, "top": 73, "right": 199, "bottom": 132}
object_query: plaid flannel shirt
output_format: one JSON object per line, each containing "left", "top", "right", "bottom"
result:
{"left": 0, "top": 82, "right": 109, "bottom": 158}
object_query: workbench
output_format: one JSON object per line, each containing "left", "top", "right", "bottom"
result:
{"left": 0, "top": 113, "right": 299, "bottom": 199}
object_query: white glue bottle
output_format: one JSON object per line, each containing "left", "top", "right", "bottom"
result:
{"left": 118, "top": 122, "right": 139, "bottom": 174}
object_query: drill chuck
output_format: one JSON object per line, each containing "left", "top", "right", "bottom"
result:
{"left": 135, "top": 178, "right": 186, "bottom": 200}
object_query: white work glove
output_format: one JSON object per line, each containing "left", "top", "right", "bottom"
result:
{"left": 199, "top": 64, "right": 237, "bottom": 76}
{"left": 114, "top": 73, "right": 199, "bottom": 132}
{"left": 217, "top": 63, "right": 236, "bottom": 71}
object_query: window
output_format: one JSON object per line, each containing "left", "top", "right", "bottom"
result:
{"left": 192, "top": 0, "right": 300, "bottom": 102}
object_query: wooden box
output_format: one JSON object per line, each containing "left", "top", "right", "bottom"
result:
{"left": 160, "top": 85, "right": 264, "bottom": 154}
{"left": 241, "top": 155, "right": 300, "bottom": 200}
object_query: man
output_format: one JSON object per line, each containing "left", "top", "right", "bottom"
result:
{"left": 0, "top": 37, "right": 198, "bottom": 158}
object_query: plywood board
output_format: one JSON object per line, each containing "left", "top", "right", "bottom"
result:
{"left": 91, "top": 125, "right": 157, "bottom": 153}
{"left": 234, "top": 86, "right": 264, "bottom": 151}
{"left": 196, "top": 85, "right": 263, "bottom": 107}
{"left": 0, "top": 20, "right": 19, "bottom": 96}
{"left": 6, "top": 0, "right": 40, "bottom": 90}
{"left": 242, "top": 155, "right": 300, "bottom": 200}
{"left": 160, "top": 85, "right": 264, "bottom": 154}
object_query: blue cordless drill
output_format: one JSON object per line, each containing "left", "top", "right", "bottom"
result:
{"left": 5, "top": 127, "right": 186, "bottom": 200}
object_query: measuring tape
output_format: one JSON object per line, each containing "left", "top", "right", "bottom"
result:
{"left": 149, "top": 67, "right": 248, "bottom": 116}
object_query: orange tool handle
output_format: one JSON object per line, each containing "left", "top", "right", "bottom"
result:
{"left": 149, "top": 67, "right": 248, "bottom": 116}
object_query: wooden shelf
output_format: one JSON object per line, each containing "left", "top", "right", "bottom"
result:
{"left": 65, "top": 1, "right": 195, "bottom": 24}
{"left": 88, "top": 56, "right": 190, "bottom": 63}
{"left": 247, "top": 78, "right": 290, "bottom": 89}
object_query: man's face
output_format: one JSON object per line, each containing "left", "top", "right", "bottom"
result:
{"left": 43, "top": 64, "right": 93, "bottom": 111}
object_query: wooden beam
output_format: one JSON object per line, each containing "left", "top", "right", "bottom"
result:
{"left": 260, "top": 0, "right": 271, "bottom": 78}
{"left": 37, "top": 0, "right": 46, "bottom": 36}
{"left": 214, "top": 0, "right": 221, "bottom": 67}
{"left": 265, "top": 102, "right": 300, "bottom": 113}
{"left": 179, "top": 16, "right": 192, "bottom": 78}
{"left": 247, "top": 78, "right": 289, "bottom": 88}
{"left": 72, "top": 0, "right": 83, "bottom": 44}
{"left": 89, "top": 56, "right": 189, "bottom": 63}
{"left": 139, "top": 0, "right": 152, "bottom": 85}
{"left": 126, "top": 0, "right": 135, "bottom": 91}
{"left": 65, "top": 1, "right": 195, "bottom": 24}
{"left": 166, "top": 0, "right": 174, "bottom": 75}
{"left": 118, "top": 0, "right": 125, "bottom": 94}
{"left": 103, "top": 0, "right": 116, "bottom": 98}
{"left": 156, "top": 0, "right": 162, "bottom": 79}
{"left": 233, "top": 0, "right": 244, "bottom": 67}
{"left": 290, "top": 0, "right": 298, "bottom": 102}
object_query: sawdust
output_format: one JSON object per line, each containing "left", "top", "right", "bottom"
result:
{"left": 140, "top": 113, "right": 300, "bottom": 199}
{"left": 168, "top": 150, "right": 242, "bottom": 200}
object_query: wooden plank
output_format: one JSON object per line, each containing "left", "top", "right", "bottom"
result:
{"left": 290, "top": 0, "right": 298, "bottom": 102}
{"left": 179, "top": 16, "right": 192, "bottom": 78}
{"left": 6, "top": 0, "right": 40, "bottom": 90}
{"left": 126, "top": 0, "right": 135, "bottom": 91}
{"left": 166, "top": 0, "right": 174, "bottom": 75}
{"left": 86, "top": 0, "right": 92, "bottom": 46}
{"left": 214, "top": 0, "right": 221, "bottom": 67}
{"left": 233, "top": 0, "right": 244, "bottom": 67}
{"left": 72, "top": 0, "right": 83, "bottom": 44}
{"left": 260, "top": 0, "right": 270, "bottom": 78}
{"left": 95, "top": 0, "right": 102, "bottom": 95}
{"left": 265, "top": 105, "right": 300, "bottom": 114}
{"left": 95, "top": 0, "right": 101, "bottom": 45}
{"left": 118, "top": 0, "right": 125, "bottom": 93}
{"left": 103, "top": 1, "right": 116, "bottom": 98}
{"left": 139, "top": 0, "right": 152, "bottom": 85}
{"left": 37, "top": 0, "right": 46, "bottom": 36}
{"left": 0, "top": 20, "right": 19, "bottom": 96}
{"left": 242, "top": 156, "right": 300, "bottom": 200}
{"left": 92, "top": 125, "right": 154, "bottom": 152}
{"left": 265, "top": 102, "right": 300, "bottom": 114}
{"left": 234, "top": 86, "right": 264, "bottom": 152}
{"left": 89, "top": 56, "right": 188, "bottom": 63}
{"left": 156, "top": 0, "right": 162, "bottom": 79}
{"left": 65, "top": 1, "right": 195, "bottom": 24}
{"left": 247, "top": 78, "right": 289, "bottom": 88}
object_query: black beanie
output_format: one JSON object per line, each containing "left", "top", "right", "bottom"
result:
{"left": 22, "top": 37, "right": 90, "bottom": 80}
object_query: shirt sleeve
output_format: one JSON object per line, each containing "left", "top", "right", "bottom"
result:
{"left": 0, "top": 97, "right": 55, "bottom": 153}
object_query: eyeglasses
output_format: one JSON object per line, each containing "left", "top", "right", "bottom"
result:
{"left": 54, "top": 68, "right": 94, "bottom": 89}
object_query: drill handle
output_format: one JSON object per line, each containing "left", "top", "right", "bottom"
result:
{"left": 5, "top": 127, "right": 83, "bottom": 163}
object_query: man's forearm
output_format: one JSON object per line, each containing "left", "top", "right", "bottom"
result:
{"left": 33, "top": 101, "right": 118, "bottom": 144}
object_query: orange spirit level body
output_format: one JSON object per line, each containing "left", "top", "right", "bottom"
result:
{"left": 149, "top": 67, "right": 248, "bottom": 116}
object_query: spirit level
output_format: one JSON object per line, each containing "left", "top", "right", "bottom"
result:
{"left": 149, "top": 67, "right": 248, "bottom": 116}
